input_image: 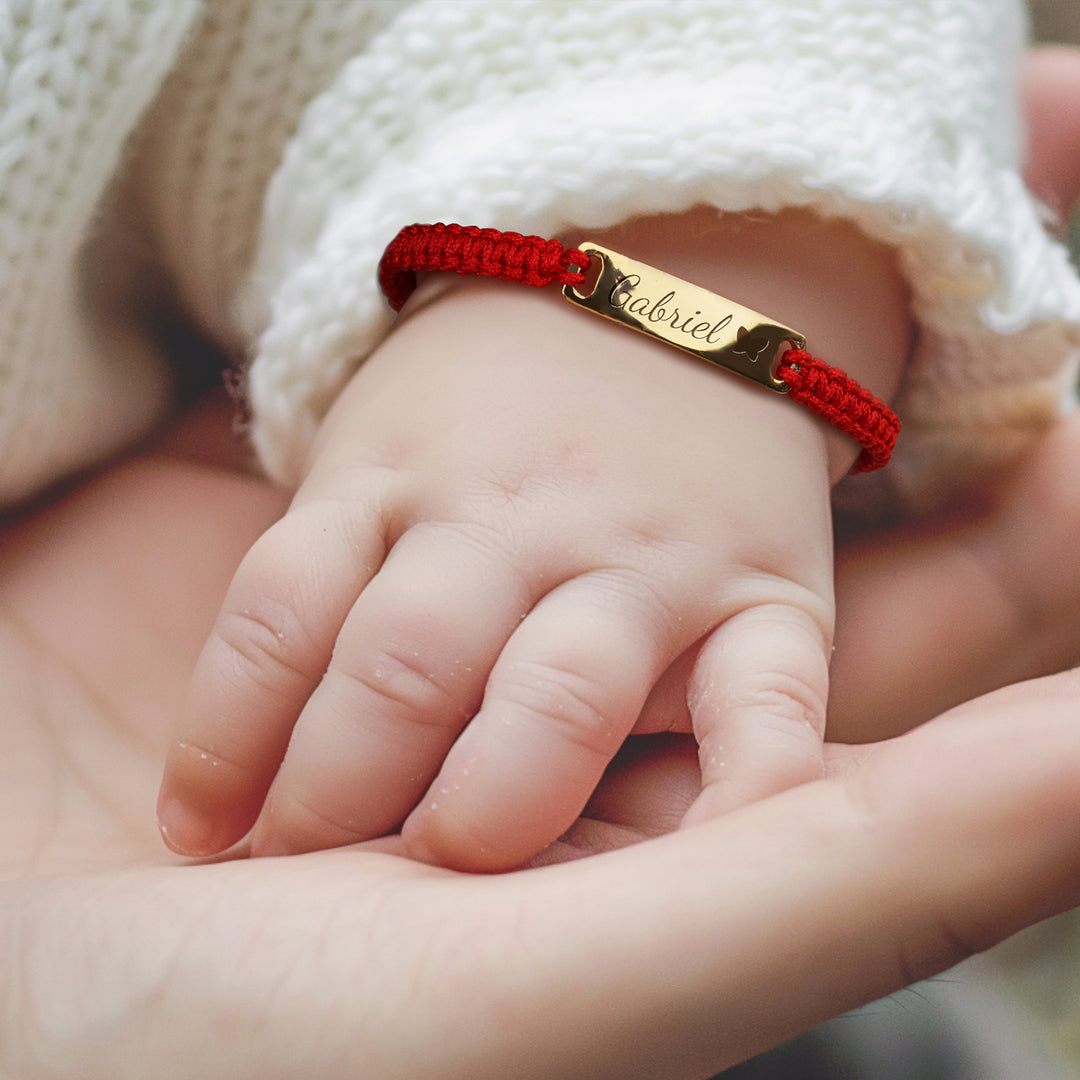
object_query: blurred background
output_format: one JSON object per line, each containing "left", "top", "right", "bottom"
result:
{"left": 1033, "top": 0, "right": 1080, "bottom": 267}
{"left": 1032, "top": 0, "right": 1080, "bottom": 43}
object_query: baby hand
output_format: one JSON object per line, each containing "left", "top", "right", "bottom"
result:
{"left": 157, "top": 211, "right": 908, "bottom": 870}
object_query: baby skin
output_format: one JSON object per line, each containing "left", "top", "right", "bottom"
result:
{"left": 156, "top": 207, "right": 911, "bottom": 872}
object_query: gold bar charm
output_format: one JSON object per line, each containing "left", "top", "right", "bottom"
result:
{"left": 562, "top": 244, "right": 806, "bottom": 392}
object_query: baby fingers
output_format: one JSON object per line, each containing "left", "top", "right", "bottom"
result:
{"left": 682, "top": 602, "right": 831, "bottom": 826}
{"left": 157, "top": 497, "right": 388, "bottom": 856}
{"left": 246, "top": 521, "right": 534, "bottom": 857}
{"left": 400, "top": 570, "right": 682, "bottom": 872}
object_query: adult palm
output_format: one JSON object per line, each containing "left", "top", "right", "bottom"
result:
{"left": 0, "top": 394, "right": 1078, "bottom": 1080}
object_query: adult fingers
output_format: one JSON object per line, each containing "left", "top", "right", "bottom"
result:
{"left": 1023, "top": 46, "right": 1080, "bottom": 222}
{"left": 829, "top": 410, "right": 1080, "bottom": 741}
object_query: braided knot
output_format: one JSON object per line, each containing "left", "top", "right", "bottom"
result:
{"left": 777, "top": 349, "right": 900, "bottom": 472}
{"left": 378, "top": 223, "right": 589, "bottom": 311}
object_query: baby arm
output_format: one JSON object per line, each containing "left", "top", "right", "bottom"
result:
{"left": 157, "top": 207, "right": 910, "bottom": 870}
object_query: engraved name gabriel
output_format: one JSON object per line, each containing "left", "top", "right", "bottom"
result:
{"left": 608, "top": 273, "right": 774, "bottom": 362}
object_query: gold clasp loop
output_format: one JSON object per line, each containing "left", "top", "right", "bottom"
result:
{"left": 562, "top": 244, "right": 806, "bottom": 392}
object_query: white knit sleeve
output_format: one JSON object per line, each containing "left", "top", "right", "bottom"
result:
{"left": 239, "top": 0, "right": 1080, "bottom": 508}
{"left": 0, "top": 0, "right": 199, "bottom": 504}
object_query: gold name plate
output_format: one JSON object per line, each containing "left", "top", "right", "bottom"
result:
{"left": 562, "top": 244, "right": 806, "bottom": 393}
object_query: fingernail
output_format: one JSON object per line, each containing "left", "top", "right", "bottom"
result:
{"left": 157, "top": 794, "right": 226, "bottom": 857}
{"left": 399, "top": 815, "right": 440, "bottom": 867}
{"left": 249, "top": 833, "right": 292, "bottom": 858}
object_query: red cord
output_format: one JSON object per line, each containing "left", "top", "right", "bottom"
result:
{"left": 776, "top": 350, "right": 899, "bottom": 473}
{"left": 378, "top": 223, "right": 590, "bottom": 311}
{"left": 378, "top": 224, "right": 900, "bottom": 472}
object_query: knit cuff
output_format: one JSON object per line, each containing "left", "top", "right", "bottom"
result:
{"left": 240, "top": 0, "right": 1080, "bottom": 508}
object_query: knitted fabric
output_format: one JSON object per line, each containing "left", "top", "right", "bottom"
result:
{"left": 3, "top": 0, "right": 1080, "bottom": 511}
{"left": 378, "top": 224, "right": 591, "bottom": 309}
{"left": 0, "top": 0, "right": 197, "bottom": 504}
{"left": 236, "top": 0, "right": 1080, "bottom": 511}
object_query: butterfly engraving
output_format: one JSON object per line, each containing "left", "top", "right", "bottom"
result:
{"left": 731, "top": 326, "right": 773, "bottom": 364}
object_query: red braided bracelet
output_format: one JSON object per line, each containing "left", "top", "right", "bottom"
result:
{"left": 379, "top": 223, "right": 900, "bottom": 473}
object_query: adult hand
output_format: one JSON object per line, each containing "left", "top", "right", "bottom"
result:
{"left": 1, "top": 394, "right": 1080, "bottom": 1079}
{"left": 826, "top": 405, "right": 1080, "bottom": 741}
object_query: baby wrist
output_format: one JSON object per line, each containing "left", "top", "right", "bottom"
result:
{"left": 379, "top": 219, "right": 903, "bottom": 475}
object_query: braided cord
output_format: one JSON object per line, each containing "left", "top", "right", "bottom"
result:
{"left": 378, "top": 223, "right": 590, "bottom": 311}
{"left": 776, "top": 350, "right": 900, "bottom": 472}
